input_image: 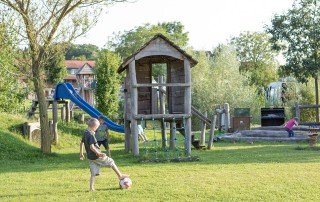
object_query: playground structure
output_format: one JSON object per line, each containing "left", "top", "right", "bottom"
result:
{"left": 54, "top": 83, "right": 125, "bottom": 133}
{"left": 27, "top": 99, "right": 71, "bottom": 144}
{"left": 26, "top": 34, "right": 234, "bottom": 156}
{"left": 118, "top": 34, "right": 197, "bottom": 156}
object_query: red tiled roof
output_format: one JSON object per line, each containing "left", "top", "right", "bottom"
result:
{"left": 65, "top": 60, "right": 95, "bottom": 69}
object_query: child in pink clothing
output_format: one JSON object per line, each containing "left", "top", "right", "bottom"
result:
{"left": 284, "top": 117, "right": 299, "bottom": 137}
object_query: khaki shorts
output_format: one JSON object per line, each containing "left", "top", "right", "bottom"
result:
{"left": 89, "top": 156, "right": 115, "bottom": 176}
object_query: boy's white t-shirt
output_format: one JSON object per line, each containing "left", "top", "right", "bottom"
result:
{"left": 138, "top": 125, "right": 144, "bottom": 134}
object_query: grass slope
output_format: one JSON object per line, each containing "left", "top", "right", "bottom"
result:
{"left": 1, "top": 112, "right": 320, "bottom": 201}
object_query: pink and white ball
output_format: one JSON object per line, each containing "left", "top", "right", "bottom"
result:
{"left": 119, "top": 177, "right": 132, "bottom": 189}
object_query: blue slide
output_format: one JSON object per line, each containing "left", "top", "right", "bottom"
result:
{"left": 54, "top": 82, "right": 125, "bottom": 133}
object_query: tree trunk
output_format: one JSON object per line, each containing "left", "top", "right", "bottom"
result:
{"left": 32, "top": 61, "right": 51, "bottom": 153}
{"left": 315, "top": 76, "right": 319, "bottom": 123}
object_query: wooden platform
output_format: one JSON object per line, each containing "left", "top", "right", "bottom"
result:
{"left": 218, "top": 129, "right": 310, "bottom": 142}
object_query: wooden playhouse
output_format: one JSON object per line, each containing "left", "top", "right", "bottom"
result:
{"left": 118, "top": 34, "right": 197, "bottom": 156}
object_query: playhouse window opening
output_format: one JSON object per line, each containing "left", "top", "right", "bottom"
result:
{"left": 152, "top": 63, "right": 167, "bottom": 83}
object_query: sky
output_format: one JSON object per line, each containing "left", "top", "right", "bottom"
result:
{"left": 75, "top": 0, "right": 295, "bottom": 51}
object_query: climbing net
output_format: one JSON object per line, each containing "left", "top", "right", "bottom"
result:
{"left": 139, "top": 117, "right": 199, "bottom": 163}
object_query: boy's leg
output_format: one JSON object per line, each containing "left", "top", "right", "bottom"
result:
{"left": 89, "top": 161, "right": 100, "bottom": 191}
{"left": 95, "top": 157, "right": 128, "bottom": 180}
{"left": 90, "top": 176, "right": 95, "bottom": 191}
{"left": 142, "top": 133, "right": 148, "bottom": 141}
{"left": 101, "top": 140, "right": 111, "bottom": 157}
{"left": 111, "top": 164, "right": 129, "bottom": 179}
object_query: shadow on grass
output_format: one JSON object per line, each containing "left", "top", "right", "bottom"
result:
{"left": 97, "top": 187, "right": 122, "bottom": 191}
{"left": 58, "top": 121, "right": 125, "bottom": 144}
{"left": 0, "top": 189, "right": 89, "bottom": 199}
{"left": 2, "top": 131, "right": 320, "bottom": 174}
{"left": 0, "top": 148, "right": 138, "bottom": 174}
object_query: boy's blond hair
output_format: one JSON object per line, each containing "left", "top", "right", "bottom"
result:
{"left": 88, "top": 118, "right": 100, "bottom": 128}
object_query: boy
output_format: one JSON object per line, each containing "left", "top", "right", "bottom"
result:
{"left": 80, "top": 118, "right": 128, "bottom": 191}
{"left": 284, "top": 117, "right": 299, "bottom": 137}
{"left": 138, "top": 124, "right": 148, "bottom": 142}
{"left": 96, "top": 115, "right": 111, "bottom": 157}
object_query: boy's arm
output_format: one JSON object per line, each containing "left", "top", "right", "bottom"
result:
{"left": 90, "top": 144, "right": 105, "bottom": 157}
{"left": 80, "top": 141, "right": 84, "bottom": 160}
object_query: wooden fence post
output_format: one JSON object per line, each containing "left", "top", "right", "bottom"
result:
{"left": 208, "top": 115, "right": 217, "bottom": 150}
{"left": 224, "top": 103, "right": 230, "bottom": 132}
{"left": 80, "top": 114, "right": 85, "bottom": 124}
{"left": 52, "top": 100, "right": 58, "bottom": 144}
{"left": 61, "top": 106, "right": 66, "bottom": 122}
{"left": 65, "top": 101, "right": 70, "bottom": 123}
{"left": 200, "top": 111, "right": 207, "bottom": 145}
{"left": 70, "top": 110, "right": 74, "bottom": 120}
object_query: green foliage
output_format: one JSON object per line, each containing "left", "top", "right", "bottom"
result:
{"left": 191, "top": 45, "right": 262, "bottom": 123}
{"left": 0, "top": 24, "right": 26, "bottom": 113}
{"left": 109, "top": 22, "right": 189, "bottom": 59}
{"left": 44, "top": 44, "right": 68, "bottom": 84}
{"left": 298, "top": 80, "right": 317, "bottom": 122}
{"left": 231, "top": 32, "right": 279, "bottom": 92}
{"left": 267, "top": 0, "right": 320, "bottom": 83}
{"left": 95, "top": 50, "right": 122, "bottom": 120}
{"left": 65, "top": 43, "right": 99, "bottom": 60}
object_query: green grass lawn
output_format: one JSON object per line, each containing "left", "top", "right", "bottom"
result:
{"left": 1, "top": 112, "right": 320, "bottom": 201}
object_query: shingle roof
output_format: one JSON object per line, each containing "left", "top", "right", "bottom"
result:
{"left": 65, "top": 60, "right": 95, "bottom": 69}
{"left": 118, "top": 34, "right": 197, "bottom": 73}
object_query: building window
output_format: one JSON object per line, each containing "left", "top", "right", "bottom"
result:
{"left": 68, "top": 68, "right": 77, "bottom": 75}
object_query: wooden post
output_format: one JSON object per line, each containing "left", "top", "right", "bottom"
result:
{"left": 129, "top": 60, "right": 139, "bottom": 156}
{"left": 159, "top": 76, "right": 167, "bottom": 148}
{"left": 61, "top": 106, "right": 66, "bottom": 122}
{"left": 170, "top": 120, "right": 176, "bottom": 149}
{"left": 52, "top": 100, "right": 58, "bottom": 144}
{"left": 70, "top": 110, "right": 74, "bottom": 120}
{"left": 124, "top": 73, "right": 131, "bottom": 153}
{"left": 65, "top": 101, "right": 70, "bottom": 123}
{"left": 151, "top": 88, "right": 158, "bottom": 114}
{"left": 80, "top": 114, "right": 85, "bottom": 124}
{"left": 295, "top": 103, "right": 300, "bottom": 121}
{"left": 184, "top": 59, "right": 192, "bottom": 156}
{"left": 208, "top": 115, "right": 217, "bottom": 150}
{"left": 200, "top": 111, "right": 207, "bottom": 145}
{"left": 124, "top": 120, "right": 131, "bottom": 152}
{"left": 224, "top": 103, "right": 230, "bottom": 132}
{"left": 315, "top": 76, "right": 319, "bottom": 123}
{"left": 48, "top": 120, "right": 54, "bottom": 143}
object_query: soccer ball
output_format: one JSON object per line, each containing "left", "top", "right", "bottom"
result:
{"left": 119, "top": 177, "right": 132, "bottom": 189}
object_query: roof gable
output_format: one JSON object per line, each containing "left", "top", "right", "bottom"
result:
{"left": 65, "top": 60, "right": 95, "bottom": 69}
{"left": 118, "top": 34, "right": 197, "bottom": 73}
{"left": 76, "top": 63, "right": 94, "bottom": 75}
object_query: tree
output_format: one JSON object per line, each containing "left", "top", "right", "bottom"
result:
{"left": 109, "top": 22, "right": 189, "bottom": 80}
{"left": 95, "top": 50, "right": 121, "bottom": 120}
{"left": 0, "top": 23, "right": 26, "bottom": 112}
{"left": 191, "top": 45, "right": 260, "bottom": 122}
{"left": 231, "top": 32, "right": 279, "bottom": 93}
{"left": 0, "top": 0, "right": 126, "bottom": 153}
{"left": 266, "top": 0, "right": 320, "bottom": 121}
{"left": 44, "top": 45, "right": 68, "bottom": 84}
{"left": 109, "top": 22, "right": 189, "bottom": 59}
{"left": 65, "top": 43, "right": 99, "bottom": 60}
